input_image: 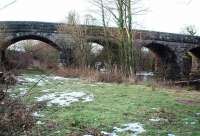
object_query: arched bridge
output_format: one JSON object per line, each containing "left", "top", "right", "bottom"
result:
{"left": 1, "top": 21, "right": 200, "bottom": 80}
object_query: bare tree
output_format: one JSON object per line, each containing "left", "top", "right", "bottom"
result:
{"left": 0, "top": 0, "right": 17, "bottom": 10}
{"left": 90, "top": 0, "right": 147, "bottom": 76}
{"left": 181, "top": 25, "right": 198, "bottom": 36}
{"left": 90, "top": 0, "right": 114, "bottom": 68}
{"left": 58, "top": 11, "right": 93, "bottom": 67}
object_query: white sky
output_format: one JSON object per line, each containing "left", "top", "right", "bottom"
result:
{"left": 0, "top": 0, "right": 199, "bottom": 34}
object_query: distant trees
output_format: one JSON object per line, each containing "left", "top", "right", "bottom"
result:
{"left": 181, "top": 25, "right": 198, "bottom": 36}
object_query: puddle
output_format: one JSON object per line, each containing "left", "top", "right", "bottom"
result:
{"left": 35, "top": 92, "right": 94, "bottom": 107}
{"left": 101, "top": 123, "right": 145, "bottom": 136}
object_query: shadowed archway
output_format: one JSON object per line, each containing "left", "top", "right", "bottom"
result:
{"left": 144, "top": 42, "right": 180, "bottom": 80}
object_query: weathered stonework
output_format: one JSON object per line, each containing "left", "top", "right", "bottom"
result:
{"left": 0, "top": 21, "right": 200, "bottom": 80}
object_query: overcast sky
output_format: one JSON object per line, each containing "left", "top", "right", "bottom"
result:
{"left": 0, "top": 0, "right": 199, "bottom": 34}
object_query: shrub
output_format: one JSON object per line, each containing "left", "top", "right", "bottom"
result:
{"left": 0, "top": 96, "right": 35, "bottom": 136}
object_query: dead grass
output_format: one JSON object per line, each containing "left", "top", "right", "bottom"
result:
{"left": 54, "top": 67, "right": 134, "bottom": 84}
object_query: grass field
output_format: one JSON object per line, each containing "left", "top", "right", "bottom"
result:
{"left": 9, "top": 71, "right": 200, "bottom": 136}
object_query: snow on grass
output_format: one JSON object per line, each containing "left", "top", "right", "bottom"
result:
{"left": 32, "top": 111, "right": 45, "bottom": 118}
{"left": 35, "top": 92, "right": 94, "bottom": 107}
{"left": 183, "top": 118, "right": 198, "bottom": 125}
{"left": 17, "top": 74, "right": 79, "bottom": 86}
{"left": 42, "top": 89, "right": 52, "bottom": 93}
{"left": 149, "top": 118, "right": 168, "bottom": 122}
{"left": 168, "top": 134, "right": 175, "bottom": 136}
{"left": 101, "top": 123, "right": 145, "bottom": 136}
{"left": 36, "top": 121, "right": 45, "bottom": 125}
{"left": 47, "top": 75, "right": 79, "bottom": 81}
{"left": 196, "top": 113, "right": 200, "bottom": 116}
{"left": 19, "top": 88, "right": 28, "bottom": 96}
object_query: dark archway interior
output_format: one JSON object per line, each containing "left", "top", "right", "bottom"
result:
{"left": 144, "top": 43, "right": 180, "bottom": 79}
{"left": 189, "top": 47, "right": 200, "bottom": 73}
{"left": 190, "top": 47, "right": 200, "bottom": 59}
{"left": 87, "top": 39, "right": 120, "bottom": 64}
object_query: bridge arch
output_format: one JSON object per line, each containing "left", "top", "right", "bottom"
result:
{"left": 2, "top": 34, "right": 61, "bottom": 51}
{"left": 143, "top": 42, "right": 180, "bottom": 80}
{"left": 86, "top": 38, "right": 120, "bottom": 64}
{"left": 186, "top": 46, "right": 200, "bottom": 73}
{"left": 0, "top": 34, "right": 66, "bottom": 68}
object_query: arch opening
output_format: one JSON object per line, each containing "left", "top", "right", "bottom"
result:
{"left": 4, "top": 35, "right": 61, "bottom": 51}
{"left": 2, "top": 39, "right": 61, "bottom": 71}
{"left": 72, "top": 38, "right": 120, "bottom": 69}
{"left": 143, "top": 43, "right": 180, "bottom": 80}
{"left": 187, "top": 47, "right": 200, "bottom": 77}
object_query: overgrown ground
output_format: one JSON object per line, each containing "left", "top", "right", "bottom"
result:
{"left": 8, "top": 70, "right": 200, "bottom": 136}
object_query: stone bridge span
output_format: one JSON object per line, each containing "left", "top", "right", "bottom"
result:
{"left": 0, "top": 21, "right": 200, "bottom": 80}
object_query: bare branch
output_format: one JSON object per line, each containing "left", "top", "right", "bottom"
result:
{"left": 0, "top": 0, "right": 17, "bottom": 10}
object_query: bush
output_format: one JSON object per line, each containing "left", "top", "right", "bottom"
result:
{"left": 55, "top": 67, "right": 129, "bottom": 84}
{"left": 96, "top": 72, "right": 124, "bottom": 83}
{"left": 0, "top": 72, "right": 35, "bottom": 136}
{"left": 0, "top": 96, "right": 35, "bottom": 136}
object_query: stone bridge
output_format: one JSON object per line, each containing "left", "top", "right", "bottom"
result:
{"left": 0, "top": 21, "right": 200, "bottom": 80}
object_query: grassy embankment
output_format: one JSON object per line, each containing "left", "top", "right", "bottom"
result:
{"left": 10, "top": 70, "right": 200, "bottom": 136}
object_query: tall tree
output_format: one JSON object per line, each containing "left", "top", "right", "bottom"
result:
{"left": 90, "top": 0, "right": 146, "bottom": 75}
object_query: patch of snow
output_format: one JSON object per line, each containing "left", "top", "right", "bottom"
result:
{"left": 32, "top": 112, "right": 44, "bottom": 118}
{"left": 168, "top": 134, "right": 175, "bottom": 136}
{"left": 54, "top": 131, "right": 61, "bottom": 134}
{"left": 82, "top": 94, "right": 94, "bottom": 102}
{"left": 36, "top": 121, "right": 45, "bottom": 125}
{"left": 183, "top": 118, "right": 197, "bottom": 125}
{"left": 10, "top": 93, "right": 17, "bottom": 98}
{"left": 149, "top": 118, "right": 167, "bottom": 122}
{"left": 19, "top": 89, "right": 28, "bottom": 96}
{"left": 35, "top": 92, "right": 94, "bottom": 107}
{"left": 101, "top": 123, "right": 145, "bottom": 136}
{"left": 196, "top": 113, "right": 200, "bottom": 116}
{"left": 151, "top": 108, "right": 158, "bottom": 110}
{"left": 37, "top": 81, "right": 45, "bottom": 86}
{"left": 16, "top": 77, "right": 26, "bottom": 83}
{"left": 42, "top": 89, "right": 51, "bottom": 93}
{"left": 24, "top": 77, "right": 39, "bottom": 83}
{"left": 47, "top": 76, "right": 79, "bottom": 81}
{"left": 191, "top": 122, "right": 196, "bottom": 125}
{"left": 101, "top": 131, "right": 117, "bottom": 136}
{"left": 48, "top": 76, "right": 67, "bottom": 80}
